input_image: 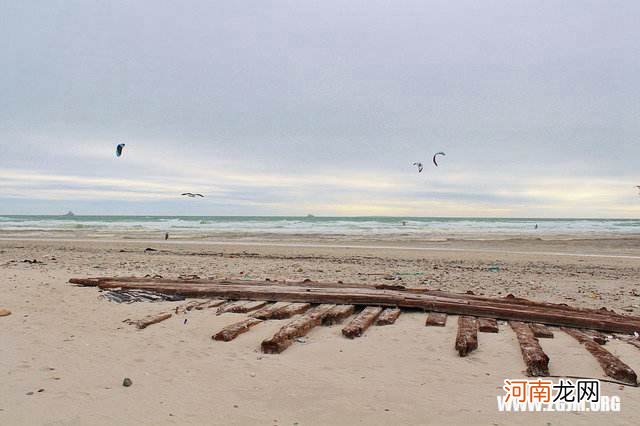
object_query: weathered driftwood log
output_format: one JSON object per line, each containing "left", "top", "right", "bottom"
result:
{"left": 529, "top": 323, "right": 554, "bottom": 339}
{"left": 478, "top": 317, "right": 499, "bottom": 333}
{"left": 250, "top": 302, "right": 291, "bottom": 319}
{"left": 509, "top": 321, "right": 550, "bottom": 376}
{"left": 195, "top": 299, "right": 226, "bottom": 310}
{"left": 425, "top": 312, "right": 447, "bottom": 327}
{"left": 175, "top": 300, "right": 208, "bottom": 314}
{"left": 455, "top": 316, "right": 478, "bottom": 357}
{"left": 322, "top": 305, "right": 355, "bottom": 326}
{"left": 376, "top": 308, "right": 401, "bottom": 326}
{"left": 261, "top": 304, "right": 335, "bottom": 353}
{"left": 213, "top": 318, "right": 263, "bottom": 341}
{"left": 127, "top": 312, "right": 172, "bottom": 329}
{"left": 342, "top": 307, "right": 383, "bottom": 339}
{"left": 70, "top": 277, "right": 640, "bottom": 334}
{"left": 563, "top": 328, "right": 637, "bottom": 385}
{"left": 270, "top": 303, "right": 312, "bottom": 319}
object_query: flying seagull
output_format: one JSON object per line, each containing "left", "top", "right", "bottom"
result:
{"left": 181, "top": 193, "right": 204, "bottom": 198}
{"left": 412, "top": 162, "right": 424, "bottom": 173}
{"left": 432, "top": 152, "right": 446, "bottom": 167}
{"left": 115, "top": 143, "right": 125, "bottom": 157}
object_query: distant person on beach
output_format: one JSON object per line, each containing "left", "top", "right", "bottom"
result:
{"left": 165, "top": 232, "right": 169, "bottom": 240}
{"left": 534, "top": 224, "right": 538, "bottom": 230}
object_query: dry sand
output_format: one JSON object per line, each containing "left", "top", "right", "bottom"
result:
{"left": 2, "top": 236, "right": 640, "bottom": 425}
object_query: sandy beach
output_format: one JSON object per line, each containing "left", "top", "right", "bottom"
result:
{"left": 2, "top": 234, "right": 640, "bottom": 425}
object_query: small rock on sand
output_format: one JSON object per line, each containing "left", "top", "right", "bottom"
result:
{"left": 123, "top": 378, "right": 132, "bottom": 387}
{"left": 0, "top": 308, "right": 11, "bottom": 317}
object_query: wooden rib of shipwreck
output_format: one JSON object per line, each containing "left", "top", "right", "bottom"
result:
{"left": 213, "top": 318, "right": 263, "bottom": 341}
{"left": 322, "top": 305, "right": 355, "bottom": 326}
{"left": 477, "top": 317, "right": 499, "bottom": 333}
{"left": 529, "top": 323, "right": 554, "bottom": 339}
{"left": 342, "top": 306, "right": 383, "bottom": 338}
{"left": 425, "top": 312, "right": 447, "bottom": 327}
{"left": 250, "top": 302, "right": 292, "bottom": 320}
{"left": 261, "top": 304, "right": 335, "bottom": 354}
{"left": 562, "top": 327, "right": 637, "bottom": 385}
{"left": 376, "top": 307, "right": 401, "bottom": 326}
{"left": 126, "top": 312, "right": 172, "bottom": 329}
{"left": 270, "top": 303, "right": 312, "bottom": 319}
{"left": 455, "top": 316, "right": 478, "bottom": 357}
{"left": 70, "top": 277, "right": 640, "bottom": 334}
{"left": 509, "top": 321, "right": 550, "bottom": 377}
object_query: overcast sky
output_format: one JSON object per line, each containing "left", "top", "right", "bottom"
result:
{"left": 1, "top": 1, "right": 639, "bottom": 217}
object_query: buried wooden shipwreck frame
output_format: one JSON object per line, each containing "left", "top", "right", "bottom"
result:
{"left": 72, "top": 276, "right": 640, "bottom": 386}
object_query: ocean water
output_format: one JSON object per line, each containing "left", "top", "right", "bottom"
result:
{"left": 0, "top": 215, "right": 638, "bottom": 237}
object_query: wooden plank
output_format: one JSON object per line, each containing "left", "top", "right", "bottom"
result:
{"left": 509, "top": 321, "right": 550, "bottom": 377}
{"left": 376, "top": 307, "right": 401, "bottom": 326}
{"left": 322, "top": 305, "right": 355, "bottom": 326}
{"left": 455, "top": 316, "right": 478, "bottom": 357}
{"left": 213, "top": 318, "right": 263, "bottom": 341}
{"left": 71, "top": 277, "right": 640, "bottom": 334}
{"left": 250, "top": 302, "right": 291, "bottom": 319}
{"left": 563, "top": 328, "right": 637, "bottom": 385}
{"left": 425, "top": 312, "right": 447, "bottom": 327}
{"left": 127, "top": 312, "right": 172, "bottom": 329}
{"left": 342, "top": 306, "right": 383, "bottom": 338}
{"left": 261, "top": 304, "right": 335, "bottom": 354}
{"left": 478, "top": 317, "right": 498, "bottom": 333}
{"left": 270, "top": 303, "right": 312, "bottom": 319}
{"left": 530, "top": 323, "right": 554, "bottom": 339}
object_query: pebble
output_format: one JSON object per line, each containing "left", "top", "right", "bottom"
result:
{"left": 122, "top": 378, "right": 132, "bottom": 387}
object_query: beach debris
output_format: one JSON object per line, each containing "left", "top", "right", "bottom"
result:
{"left": 322, "top": 305, "right": 355, "bottom": 326}
{"left": 412, "top": 162, "right": 423, "bottom": 173}
{"left": 342, "top": 306, "right": 383, "bottom": 339}
{"left": 195, "top": 299, "right": 226, "bottom": 310}
{"left": 0, "top": 308, "right": 11, "bottom": 317}
{"left": 529, "top": 323, "right": 554, "bottom": 339}
{"left": 70, "top": 277, "right": 640, "bottom": 334}
{"left": 181, "top": 193, "right": 204, "bottom": 198}
{"left": 183, "top": 318, "right": 187, "bottom": 325}
{"left": 425, "top": 312, "right": 447, "bottom": 327}
{"left": 509, "top": 321, "right": 550, "bottom": 376}
{"left": 115, "top": 143, "right": 125, "bottom": 157}
{"left": 144, "top": 247, "right": 158, "bottom": 252}
{"left": 262, "top": 304, "right": 335, "bottom": 353}
{"left": 376, "top": 307, "right": 401, "bottom": 326}
{"left": 488, "top": 264, "right": 500, "bottom": 273}
{"left": 563, "top": 327, "right": 638, "bottom": 385}
{"left": 122, "top": 377, "right": 132, "bottom": 387}
{"left": 125, "top": 312, "right": 172, "bottom": 329}
{"left": 99, "top": 289, "right": 184, "bottom": 303}
{"left": 22, "top": 259, "right": 44, "bottom": 264}
{"left": 213, "top": 318, "right": 263, "bottom": 341}
{"left": 455, "top": 316, "right": 478, "bottom": 357}
{"left": 477, "top": 317, "right": 499, "bottom": 333}
{"left": 432, "top": 151, "right": 446, "bottom": 167}
{"left": 294, "top": 337, "right": 306, "bottom": 343}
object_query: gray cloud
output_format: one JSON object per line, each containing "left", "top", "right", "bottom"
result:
{"left": 1, "top": 1, "right": 639, "bottom": 216}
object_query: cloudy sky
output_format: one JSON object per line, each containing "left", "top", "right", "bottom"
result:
{"left": 1, "top": 1, "right": 639, "bottom": 217}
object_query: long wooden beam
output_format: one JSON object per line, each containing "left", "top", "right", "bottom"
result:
{"left": 70, "top": 278, "right": 640, "bottom": 334}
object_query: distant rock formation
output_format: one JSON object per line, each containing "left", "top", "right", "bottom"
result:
{"left": 63, "top": 211, "right": 75, "bottom": 217}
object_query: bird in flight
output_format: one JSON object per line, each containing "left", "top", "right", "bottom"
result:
{"left": 181, "top": 193, "right": 204, "bottom": 198}
{"left": 412, "top": 162, "right": 424, "bottom": 173}
{"left": 432, "top": 152, "right": 446, "bottom": 167}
